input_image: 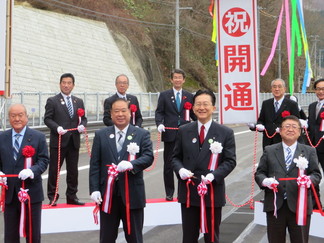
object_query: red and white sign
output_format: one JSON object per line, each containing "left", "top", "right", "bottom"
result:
{"left": 217, "top": 0, "right": 259, "bottom": 124}
{"left": 0, "top": 2, "right": 6, "bottom": 95}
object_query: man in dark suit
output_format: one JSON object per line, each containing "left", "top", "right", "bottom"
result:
{"left": 44, "top": 73, "right": 87, "bottom": 205}
{"left": 0, "top": 104, "right": 49, "bottom": 243}
{"left": 155, "top": 68, "right": 196, "bottom": 201}
{"left": 307, "top": 78, "right": 324, "bottom": 170}
{"left": 255, "top": 115, "right": 321, "bottom": 243}
{"left": 90, "top": 98, "right": 153, "bottom": 243}
{"left": 103, "top": 74, "right": 143, "bottom": 127}
{"left": 256, "top": 78, "right": 300, "bottom": 149}
{"left": 172, "top": 90, "right": 236, "bottom": 243}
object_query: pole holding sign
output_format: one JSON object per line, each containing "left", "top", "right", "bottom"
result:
{"left": 217, "top": 0, "right": 259, "bottom": 124}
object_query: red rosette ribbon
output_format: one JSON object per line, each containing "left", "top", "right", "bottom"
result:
{"left": 281, "top": 110, "right": 290, "bottom": 118}
{"left": 22, "top": 146, "right": 35, "bottom": 169}
{"left": 296, "top": 171, "right": 310, "bottom": 226}
{"left": 320, "top": 112, "right": 324, "bottom": 131}
{"left": 102, "top": 164, "right": 119, "bottom": 214}
{"left": 77, "top": 108, "right": 85, "bottom": 125}
{"left": 130, "top": 104, "right": 137, "bottom": 125}
{"left": 183, "top": 102, "right": 192, "bottom": 121}
{"left": 197, "top": 182, "right": 208, "bottom": 234}
{"left": 18, "top": 188, "right": 31, "bottom": 238}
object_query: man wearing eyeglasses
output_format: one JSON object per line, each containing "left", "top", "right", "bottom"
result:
{"left": 255, "top": 115, "right": 321, "bottom": 243}
{"left": 103, "top": 74, "right": 143, "bottom": 127}
{"left": 255, "top": 78, "right": 300, "bottom": 150}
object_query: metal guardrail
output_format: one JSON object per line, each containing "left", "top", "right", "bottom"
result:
{"left": 0, "top": 92, "right": 317, "bottom": 131}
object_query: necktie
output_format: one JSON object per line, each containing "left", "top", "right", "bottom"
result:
{"left": 199, "top": 125, "right": 205, "bottom": 145}
{"left": 13, "top": 134, "right": 21, "bottom": 160}
{"left": 67, "top": 96, "right": 73, "bottom": 118}
{"left": 316, "top": 101, "right": 322, "bottom": 118}
{"left": 176, "top": 92, "right": 181, "bottom": 111}
{"left": 285, "top": 147, "right": 292, "bottom": 171}
{"left": 117, "top": 131, "right": 124, "bottom": 153}
{"left": 274, "top": 101, "right": 279, "bottom": 113}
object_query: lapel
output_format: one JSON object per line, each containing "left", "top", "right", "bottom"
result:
{"left": 106, "top": 127, "right": 118, "bottom": 161}
{"left": 196, "top": 122, "right": 219, "bottom": 164}
{"left": 71, "top": 95, "right": 78, "bottom": 117}
{"left": 119, "top": 126, "right": 137, "bottom": 159}
{"left": 288, "top": 144, "right": 304, "bottom": 173}
{"left": 316, "top": 102, "right": 324, "bottom": 123}
{"left": 58, "top": 93, "right": 71, "bottom": 118}
{"left": 187, "top": 123, "right": 200, "bottom": 160}
{"left": 5, "top": 130, "right": 15, "bottom": 164}
{"left": 168, "top": 89, "right": 179, "bottom": 112}
{"left": 274, "top": 143, "right": 286, "bottom": 172}
{"left": 274, "top": 98, "right": 287, "bottom": 119}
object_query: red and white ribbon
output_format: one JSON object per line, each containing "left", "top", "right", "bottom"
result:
{"left": 197, "top": 182, "right": 208, "bottom": 233}
{"left": 185, "top": 109, "right": 190, "bottom": 121}
{"left": 93, "top": 204, "right": 100, "bottom": 225}
{"left": 18, "top": 188, "right": 30, "bottom": 237}
{"left": 208, "top": 153, "right": 219, "bottom": 171}
{"left": 25, "top": 157, "right": 32, "bottom": 169}
{"left": 0, "top": 183, "right": 8, "bottom": 212}
{"left": 183, "top": 102, "right": 192, "bottom": 121}
{"left": 320, "top": 119, "right": 324, "bottom": 132}
{"left": 102, "top": 164, "right": 118, "bottom": 213}
{"left": 296, "top": 170, "right": 310, "bottom": 226}
{"left": 186, "top": 178, "right": 195, "bottom": 208}
{"left": 271, "top": 184, "right": 279, "bottom": 218}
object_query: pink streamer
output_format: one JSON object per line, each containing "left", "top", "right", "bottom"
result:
{"left": 285, "top": 0, "right": 291, "bottom": 71}
{"left": 260, "top": 3, "right": 284, "bottom": 76}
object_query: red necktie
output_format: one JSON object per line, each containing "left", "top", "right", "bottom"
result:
{"left": 199, "top": 125, "right": 205, "bottom": 145}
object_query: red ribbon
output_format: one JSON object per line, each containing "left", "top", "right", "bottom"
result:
{"left": 197, "top": 182, "right": 208, "bottom": 233}
{"left": 183, "top": 102, "right": 192, "bottom": 121}
{"left": 0, "top": 183, "right": 8, "bottom": 212}
{"left": 125, "top": 171, "right": 131, "bottom": 235}
{"left": 18, "top": 188, "right": 32, "bottom": 240}
{"left": 130, "top": 105, "right": 137, "bottom": 125}
{"left": 208, "top": 153, "right": 219, "bottom": 171}
{"left": 93, "top": 204, "right": 100, "bottom": 225}
{"left": 209, "top": 184, "right": 215, "bottom": 243}
{"left": 102, "top": 164, "right": 118, "bottom": 213}
{"left": 185, "top": 179, "right": 194, "bottom": 208}
{"left": 271, "top": 184, "right": 279, "bottom": 218}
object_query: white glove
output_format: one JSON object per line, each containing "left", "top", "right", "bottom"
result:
{"left": 275, "top": 127, "right": 280, "bottom": 133}
{"left": 262, "top": 178, "right": 279, "bottom": 190}
{"left": 117, "top": 160, "right": 133, "bottom": 172}
{"left": 256, "top": 124, "right": 265, "bottom": 131}
{"left": 179, "top": 168, "right": 193, "bottom": 180}
{"left": 157, "top": 124, "right": 165, "bottom": 133}
{"left": 201, "top": 173, "right": 214, "bottom": 184}
{"left": 247, "top": 123, "right": 255, "bottom": 129}
{"left": 0, "top": 171, "right": 7, "bottom": 185}
{"left": 57, "top": 126, "right": 67, "bottom": 135}
{"left": 18, "top": 169, "right": 34, "bottom": 180}
{"left": 91, "top": 191, "right": 102, "bottom": 204}
{"left": 77, "top": 125, "right": 85, "bottom": 133}
{"left": 299, "top": 119, "right": 308, "bottom": 129}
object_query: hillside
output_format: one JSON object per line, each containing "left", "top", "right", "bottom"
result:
{"left": 19, "top": 0, "right": 324, "bottom": 92}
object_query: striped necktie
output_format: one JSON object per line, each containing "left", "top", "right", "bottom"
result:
{"left": 274, "top": 101, "right": 279, "bottom": 113}
{"left": 67, "top": 96, "right": 73, "bottom": 118}
{"left": 285, "top": 147, "right": 292, "bottom": 171}
{"left": 13, "top": 134, "right": 21, "bottom": 160}
{"left": 117, "top": 131, "right": 124, "bottom": 154}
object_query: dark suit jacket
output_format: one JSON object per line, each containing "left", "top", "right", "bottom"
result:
{"left": 44, "top": 93, "right": 87, "bottom": 149}
{"left": 89, "top": 125, "right": 153, "bottom": 209}
{"left": 103, "top": 93, "right": 143, "bottom": 127}
{"left": 155, "top": 89, "right": 196, "bottom": 142}
{"left": 0, "top": 127, "right": 49, "bottom": 204}
{"left": 255, "top": 143, "right": 321, "bottom": 215}
{"left": 307, "top": 101, "right": 324, "bottom": 151}
{"left": 172, "top": 121, "right": 236, "bottom": 207}
{"left": 257, "top": 98, "right": 300, "bottom": 148}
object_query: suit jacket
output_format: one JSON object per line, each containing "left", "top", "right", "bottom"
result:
{"left": 257, "top": 98, "right": 300, "bottom": 148}
{"left": 0, "top": 127, "right": 49, "bottom": 204}
{"left": 172, "top": 121, "right": 236, "bottom": 207}
{"left": 155, "top": 89, "right": 197, "bottom": 142}
{"left": 89, "top": 125, "right": 153, "bottom": 209}
{"left": 255, "top": 143, "right": 321, "bottom": 214}
{"left": 44, "top": 93, "right": 87, "bottom": 149}
{"left": 307, "top": 101, "right": 324, "bottom": 151}
{"left": 103, "top": 93, "right": 143, "bottom": 127}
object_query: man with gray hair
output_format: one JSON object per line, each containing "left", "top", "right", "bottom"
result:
{"left": 255, "top": 78, "right": 300, "bottom": 149}
{"left": 103, "top": 74, "right": 143, "bottom": 127}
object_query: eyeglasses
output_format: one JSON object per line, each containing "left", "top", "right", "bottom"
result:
{"left": 315, "top": 87, "right": 324, "bottom": 92}
{"left": 194, "top": 103, "right": 212, "bottom": 108}
{"left": 271, "top": 85, "right": 284, "bottom": 89}
{"left": 116, "top": 82, "right": 129, "bottom": 85}
{"left": 9, "top": 113, "right": 26, "bottom": 119}
{"left": 281, "top": 124, "right": 300, "bottom": 130}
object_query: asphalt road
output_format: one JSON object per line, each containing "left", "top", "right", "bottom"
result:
{"left": 1, "top": 125, "right": 323, "bottom": 242}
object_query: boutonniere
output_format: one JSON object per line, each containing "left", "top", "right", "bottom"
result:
{"left": 60, "top": 99, "right": 65, "bottom": 105}
{"left": 130, "top": 105, "right": 137, "bottom": 124}
{"left": 22, "top": 145, "right": 35, "bottom": 169}
{"left": 183, "top": 102, "right": 192, "bottom": 121}
{"left": 127, "top": 142, "right": 139, "bottom": 161}
{"left": 281, "top": 110, "right": 290, "bottom": 118}
{"left": 182, "top": 96, "right": 187, "bottom": 100}
{"left": 77, "top": 108, "right": 85, "bottom": 125}
{"left": 293, "top": 156, "right": 308, "bottom": 170}
{"left": 208, "top": 141, "right": 223, "bottom": 171}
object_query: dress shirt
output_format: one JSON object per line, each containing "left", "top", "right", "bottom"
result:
{"left": 197, "top": 119, "right": 212, "bottom": 140}
{"left": 12, "top": 126, "right": 26, "bottom": 148}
